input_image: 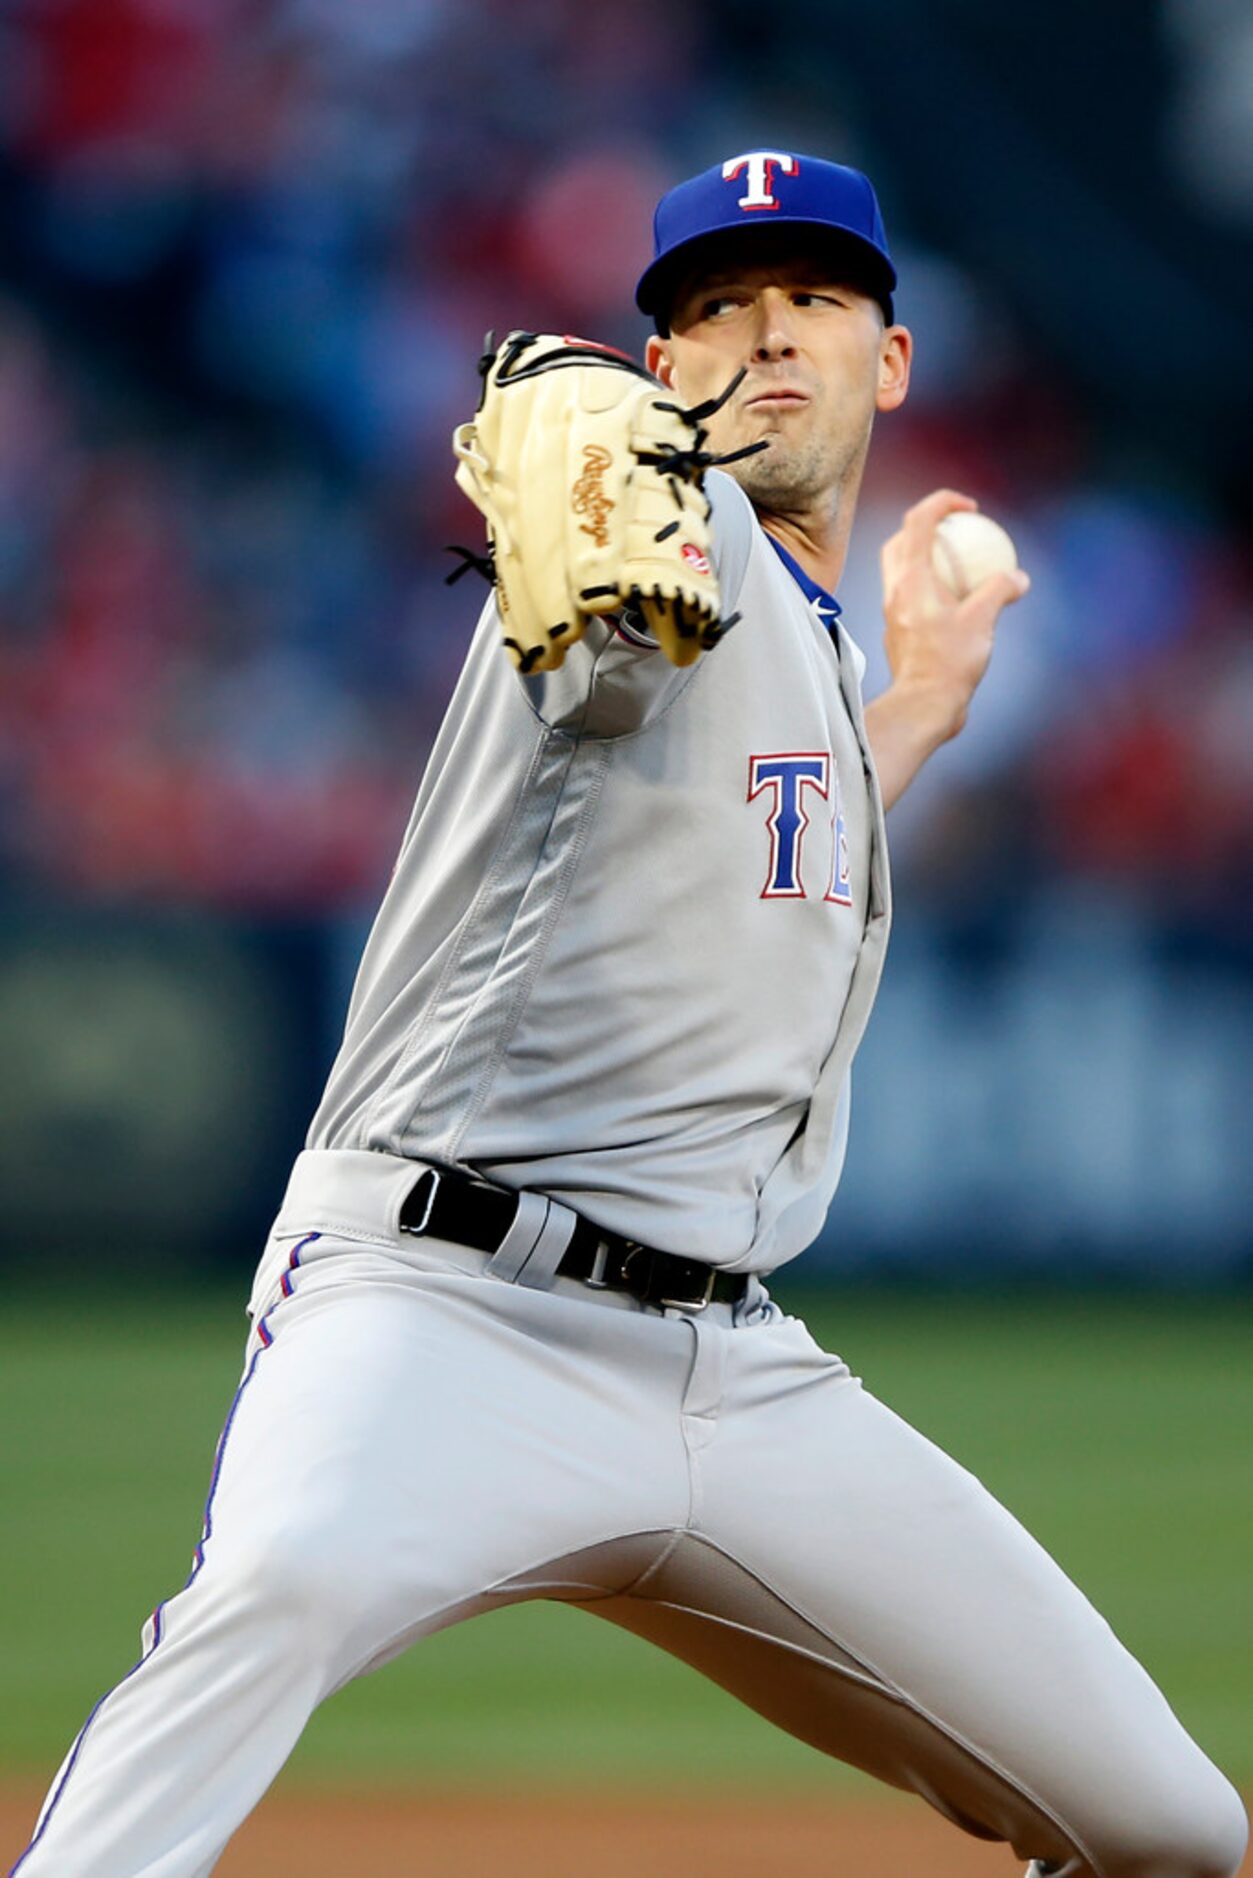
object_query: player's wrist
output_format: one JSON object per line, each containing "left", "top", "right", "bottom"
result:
{"left": 880, "top": 673, "right": 970, "bottom": 750}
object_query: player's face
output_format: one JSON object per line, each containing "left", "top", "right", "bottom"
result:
{"left": 646, "top": 239, "right": 910, "bottom": 516}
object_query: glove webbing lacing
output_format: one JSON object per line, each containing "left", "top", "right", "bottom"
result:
{"left": 445, "top": 340, "right": 766, "bottom": 638}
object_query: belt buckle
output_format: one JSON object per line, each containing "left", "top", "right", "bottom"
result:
{"left": 622, "top": 1245, "right": 716, "bottom": 1314}
{"left": 659, "top": 1263, "right": 717, "bottom": 1313}
{"left": 399, "top": 1166, "right": 440, "bottom": 1236}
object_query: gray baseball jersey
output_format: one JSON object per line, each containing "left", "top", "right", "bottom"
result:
{"left": 307, "top": 469, "right": 890, "bottom": 1274}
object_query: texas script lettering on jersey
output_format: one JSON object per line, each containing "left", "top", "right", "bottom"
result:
{"left": 748, "top": 751, "right": 852, "bottom": 904}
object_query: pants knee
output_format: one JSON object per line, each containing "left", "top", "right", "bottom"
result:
{"left": 1101, "top": 1771, "right": 1248, "bottom": 1878}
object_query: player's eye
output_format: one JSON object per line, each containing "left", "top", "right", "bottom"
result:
{"left": 792, "top": 290, "right": 842, "bottom": 308}
{"left": 700, "top": 295, "right": 739, "bottom": 319}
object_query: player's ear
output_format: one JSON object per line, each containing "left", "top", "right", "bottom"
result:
{"left": 646, "top": 335, "right": 676, "bottom": 387}
{"left": 876, "top": 324, "right": 911, "bottom": 412}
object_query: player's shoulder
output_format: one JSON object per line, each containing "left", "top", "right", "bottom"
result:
{"left": 706, "top": 466, "right": 757, "bottom": 538}
{"left": 705, "top": 468, "right": 761, "bottom": 614}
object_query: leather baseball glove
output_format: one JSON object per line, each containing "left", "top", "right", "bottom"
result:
{"left": 449, "top": 331, "right": 759, "bottom": 673}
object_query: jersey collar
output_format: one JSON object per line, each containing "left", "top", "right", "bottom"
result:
{"left": 765, "top": 534, "right": 843, "bottom": 636}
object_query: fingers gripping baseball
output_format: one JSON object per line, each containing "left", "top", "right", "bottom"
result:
{"left": 880, "top": 489, "right": 1030, "bottom": 733}
{"left": 451, "top": 331, "right": 735, "bottom": 673}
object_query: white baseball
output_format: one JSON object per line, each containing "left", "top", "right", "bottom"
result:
{"left": 931, "top": 511, "right": 1018, "bottom": 599}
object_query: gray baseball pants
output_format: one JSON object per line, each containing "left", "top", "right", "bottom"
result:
{"left": 13, "top": 1156, "right": 1248, "bottom": 1877}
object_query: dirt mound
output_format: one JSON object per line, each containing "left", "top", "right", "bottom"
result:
{"left": 3, "top": 1785, "right": 1022, "bottom": 1874}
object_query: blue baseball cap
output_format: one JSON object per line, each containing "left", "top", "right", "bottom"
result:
{"left": 636, "top": 151, "right": 896, "bottom": 328}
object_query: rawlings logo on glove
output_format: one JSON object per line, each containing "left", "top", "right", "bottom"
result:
{"left": 571, "top": 444, "right": 615, "bottom": 547}
{"left": 448, "top": 331, "right": 762, "bottom": 673}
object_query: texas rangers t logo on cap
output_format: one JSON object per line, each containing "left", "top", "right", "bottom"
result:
{"left": 722, "top": 151, "right": 799, "bottom": 211}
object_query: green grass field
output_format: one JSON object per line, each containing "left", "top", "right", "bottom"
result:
{"left": 2, "top": 1286, "right": 1249, "bottom": 1796}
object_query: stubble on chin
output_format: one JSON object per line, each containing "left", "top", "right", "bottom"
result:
{"left": 727, "top": 438, "right": 814, "bottom": 509}
{"left": 721, "top": 426, "right": 856, "bottom": 513}
{"left": 713, "top": 409, "right": 871, "bottom": 518}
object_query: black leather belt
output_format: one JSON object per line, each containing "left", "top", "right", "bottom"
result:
{"left": 398, "top": 1166, "right": 747, "bottom": 1314}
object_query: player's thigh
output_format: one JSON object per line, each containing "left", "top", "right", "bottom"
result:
{"left": 610, "top": 1315, "right": 1244, "bottom": 1876}
{"left": 193, "top": 1244, "right": 693, "bottom": 1647}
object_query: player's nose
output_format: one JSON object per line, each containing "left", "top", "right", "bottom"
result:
{"left": 749, "top": 289, "right": 798, "bottom": 360}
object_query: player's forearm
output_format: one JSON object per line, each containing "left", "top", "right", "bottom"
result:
{"left": 864, "top": 679, "right": 966, "bottom": 811}
{"left": 867, "top": 491, "right": 1030, "bottom": 811}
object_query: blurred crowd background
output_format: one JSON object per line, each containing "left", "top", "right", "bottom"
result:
{"left": 0, "top": 0, "right": 1249, "bottom": 1279}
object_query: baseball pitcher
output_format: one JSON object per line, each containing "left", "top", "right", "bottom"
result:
{"left": 13, "top": 153, "right": 1247, "bottom": 1878}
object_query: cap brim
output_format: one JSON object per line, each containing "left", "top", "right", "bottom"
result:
{"left": 636, "top": 218, "right": 897, "bottom": 320}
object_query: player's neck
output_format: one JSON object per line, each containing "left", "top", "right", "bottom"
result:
{"left": 758, "top": 505, "right": 852, "bottom": 599}
{"left": 755, "top": 448, "right": 866, "bottom": 596}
